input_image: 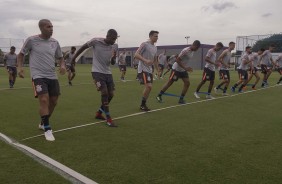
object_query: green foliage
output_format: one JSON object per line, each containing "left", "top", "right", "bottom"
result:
{"left": 252, "top": 34, "right": 282, "bottom": 52}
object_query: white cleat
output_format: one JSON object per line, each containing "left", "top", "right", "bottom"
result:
{"left": 194, "top": 92, "right": 200, "bottom": 99}
{"left": 206, "top": 95, "right": 215, "bottom": 99}
{"left": 38, "top": 124, "right": 45, "bottom": 131}
{"left": 44, "top": 130, "right": 55, "bottom": 141}
{"left": 214, "top": 87, "right": 218, "bottom": 94}
{"left": 222, "top": 93, "right": 229, "bottom": 96}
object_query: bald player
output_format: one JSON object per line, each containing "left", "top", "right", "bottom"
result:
{"left": 156, "top": 40, "right": 201, "bottom": 104}
{"left": 135, "top": 30, "right": 159, "bottom": 111}
{"left": 17, "top": 19, "right": 66, "bottom": 141}
{"left": 3, "top": 46, "right": 17, "bottom": 88}
{"left": 72, "top": 29, "right": 118, "bottom": 127}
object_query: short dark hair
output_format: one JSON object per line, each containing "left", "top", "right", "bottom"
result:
{"left": 107, "top": 29, "right": 118, "bottom": 37}
{"left": 10, "top": 46, "right": 15, "bottom": 50}
{"left": 260, "top": 48, "right": 265, "bottom": 52}
{"left": 270, "top": 44, "right": 275, "bottom": 48}
{"left": 246, "top": 46, "right": 252, "bottom": 50}
{"left": 229, "top": 41, "right": 235, "bottom": 45}
{"left": 192, "top": 40, "right": 201, "bottom": 47}
{"left": 71, "top": 46, "right": 76, "bottom": 50}
{"left": 216, "top": 42, "right": 224, "bottom": 47}
{"left": 149, "top": 30, "right": 159, "bottom": 37}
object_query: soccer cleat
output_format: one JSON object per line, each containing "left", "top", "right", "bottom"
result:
{"left": 95, "top": 112, "right": 106, "bottom": 120}
{"left": 178, "top": 99, "right": 186, "bottom": 104}
{"left": 38, "top": 123, "right": 45, "bottom": 131}
{"left": 44, "top": 130, "right": 55, "bottom": 141}
{"left": 140, "top": 105, "right": 151, "bottom": 111}
{"left": 206, "top": 95, "right": 215, "bottom": 99}
{"left": 194, "top": 92, "right": 200, "bottom": 99}
{"left": 214, "top": 87, "right": 219, "bottom": 94}
{"left": 222, "top": 92, "right": 229, "bottom": 96}
{"left": 156, "top": 96, "right": 163, "bottom": 103}
{"left": 231, "top": 86, "right": 235, "bottom": 92}
{"left": 106, "top": 118, "right": 117, "bottom": 127}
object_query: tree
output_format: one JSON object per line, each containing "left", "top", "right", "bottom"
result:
{"left": 252, "top": 34, "right": 282, "bottom": 52}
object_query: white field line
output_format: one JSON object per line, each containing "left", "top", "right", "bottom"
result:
{"left": 21, "top": 85, "right": 280, "bottom": 142}
{"left": 0, "top": 132, "right": 98, "bottom": 184}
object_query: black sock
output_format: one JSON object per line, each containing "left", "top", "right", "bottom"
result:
{"left": 216, "top": 85, "right": 221, "bottom": 89}
{"left": 41, "top": 115, "right": 51, "bottom": 131}
{"left": 234, "top": 83, "right": 238, "bottom": 88}
{"left": 141, "top": 97, "right": 146, "bottom": 106}
{"left": 223, "top": 87, "right": 227, "bottom": 93}
{"left": 158, "top": 90, "right": 164, "bottom": 97}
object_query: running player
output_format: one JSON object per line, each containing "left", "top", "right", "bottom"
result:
{"left": 214, "top": 41, "right": 235, "bottom": 95}
{"left": 64, "top": 46, "right": 76, "bottom": 86}
{"left": 245, "top": 48, "right": 264, "bottom": 89}
{"left": 156, "top": 40, "right": 201, "bottom": 104}
{"left": 194, "top": 42, "right": 224, "bottom": 99}
{"left": 71, "top": 29, "right": 118, "bottom": 127}
{"left": 275, "top": 54, "right": 282, "bottom": 84}
{"left": 157, "top": 50, "right": 167, "bottom": 79}
{"left": 259, "top": 44, "right": 276, "bottom": 87}
{"left": 135, "top": 30, "right": 159, "bottom": 111}
{"left": 231, "top": 46, "right": 252, "bottom": 93}
{"left": 17, "top": 19, "right": 66, "bottom": 141}
{"left": 163, "top": 54, "right": 178, "bottom": 76}
{"left": 3, "top": 46, "right": 17, "bottom": 88}
{"left": 118, "top": 49, "right": 127, "bottom": 81}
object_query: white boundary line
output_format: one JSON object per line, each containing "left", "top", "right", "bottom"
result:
{"left": 0, "top": 132, "right": 98, "bottom": 184}
{"left": 21, "top": 85, "right": 280, "bottom": 142}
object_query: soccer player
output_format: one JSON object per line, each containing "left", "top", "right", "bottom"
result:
{"left": 214, "top": 41, "right": 235, "bottom": 95}
{"left": 231, "top": 46, "right": 252, "bottom": 93}
{"left": 17, "top": 19, "right": 66, "bottom": 141}
{"left": 64, "top": 46, "right": 76, "bottom": 86}
{"left": 275, "top": 54, "right": 282, "bottom": 84}
{"left": 135, "top": 30, "right": 159, "bottom": 111}
{"left": 245, "top": 49, "right": 264, "bottom": 89}
{"left": 71, "top": 29, "right": 118, "bottom": 127}
{"left": 3, "top": 46, "right": 17, "bottom": 88}
{"left": 259, "top": 44, "right": 276, "bottom": 87}
{"left": 118, "top": 49, "right": 127, "bottom": 81}
{"left": 163, "top": 54, "right": 178, "bottom": 76}
{"left": 194, "top": 42, "right": 224, "bottom": 99}
{"left": 156, "top": 40, "right": 201, "bottom": 104}
{"left": 157, "top": 50, "right": 167, "bottom": 79}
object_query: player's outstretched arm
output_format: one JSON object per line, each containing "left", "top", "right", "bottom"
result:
{"left": 17, "top": 53, "right": 25, "bottom": 78}
{"left": 71, "top": 43, "right": 89, "bottom": 65}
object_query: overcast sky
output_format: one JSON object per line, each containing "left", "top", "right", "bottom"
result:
{"left": 0, "top": 0, "right": 281, "bottom": 49}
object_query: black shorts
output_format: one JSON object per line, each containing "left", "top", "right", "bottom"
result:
{"left": 249, "top": 67, "right": 258, "bottom": 74}
{"left": 278, "top": 68, "right": 282, "bottom": 75}
{"left": 119, "top": 65, "right": 127, "bottom": 72}
{"left": 7, "top": 66, "right": 17, "bottom": 75}
{"left": 219, "top": 70, "right": 230, "bottom": 80}
{"left": 32, "top": 78, "right": 60, "bottom": 98}
{"left": 138, "top": 72, "right": 153, "bottom": 85}
{"left": 167, "top": 64, "right": 173, "bottom": 69}
{"left": 202, "top": 68, "right": 215, "bottom": 81}
{"left": 238, "top": 69, "right": 248, "bottom": 80}
{"left": 169, "top": 70, "right": 188, "bottom": 81}
{"left": 158, "top": 64, "right": 164, "bottom": 70}
{"left": 92, "top": 72, "right": 115, "bottom": 92}
{"left": 261, "top": 64, "right": 268, "bottom": 74}
{"left": 66, "top": 65, "right": 75, "bottom": 73}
